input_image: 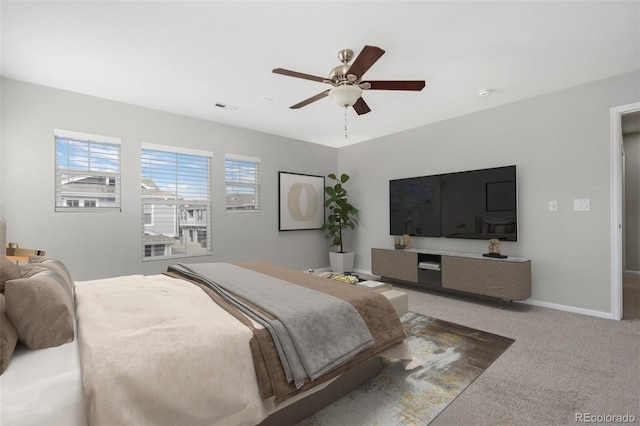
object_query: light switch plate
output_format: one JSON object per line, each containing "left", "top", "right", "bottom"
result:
{"left": 549, "top": 201, "right": 558, "bottom": 212}
{"left": 573, "top": 199, "right": 590, "bottom": 211}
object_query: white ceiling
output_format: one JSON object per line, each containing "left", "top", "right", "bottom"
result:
{"left": 1, "top": 1, "right": 639, "bottom": 148}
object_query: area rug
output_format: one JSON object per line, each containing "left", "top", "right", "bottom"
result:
{"left": 298, "top": 311, "right": 515, "bottom": 426}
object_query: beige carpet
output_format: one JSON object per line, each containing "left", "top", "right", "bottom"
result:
{"left": 393, "top": 273, "right": 640, "bottom": 425}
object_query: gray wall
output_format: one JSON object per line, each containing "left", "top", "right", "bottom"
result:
{"left": 2, "top": 72, "right": 639, "bottom": 314}
{"left": 0, "top": 78, "right": 336, "bottom": 280}
{"left": 625, "top": 132, "right": 640, "bottom": 272}
{"left": 339, "top": 71, "right": 640, "bottom": 314}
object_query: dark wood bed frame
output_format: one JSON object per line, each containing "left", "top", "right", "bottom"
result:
{"left": 259, "top": 356, "right": 384, "bottom": 425}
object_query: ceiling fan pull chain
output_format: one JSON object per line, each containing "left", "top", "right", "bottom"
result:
{"left": 344, "top": 106, "right": 348, "bottom": 139}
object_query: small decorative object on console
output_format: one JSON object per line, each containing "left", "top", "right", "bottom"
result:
{"left": 358, "top": 280, "right": 386, "bottom": 289}
{"left": 483, "top": 238, "right": 507, "bottom": 259}
{"left": 394, "top": 237, "right": 405, "bottom": 250}
{"left": 331, "top": 274, "right": 360, "bottom": 284}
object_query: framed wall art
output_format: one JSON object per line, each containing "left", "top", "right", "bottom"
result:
{"left": 278, "top": 172, "right": 325, "bottom": 231}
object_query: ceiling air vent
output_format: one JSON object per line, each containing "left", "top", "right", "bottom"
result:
{"left": 214, "top": 102, "right": 238, "bottom": 111}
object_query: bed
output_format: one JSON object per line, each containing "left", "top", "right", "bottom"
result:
{"left": 0, "top": 219, "right": 415, "bottom": 425}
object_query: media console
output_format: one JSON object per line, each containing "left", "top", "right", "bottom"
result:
{"left": 371, "top": 247, "right": 531, "bottom": 301}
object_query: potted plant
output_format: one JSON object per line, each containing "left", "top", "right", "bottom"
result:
{"left": 322, "top": 173, "right": 359, "bottom": 273}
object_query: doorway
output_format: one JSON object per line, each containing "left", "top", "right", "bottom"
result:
{"left": 622, "top": 113, "right": 640, "bottom": 319}
{"left": 610, "top": 102, "right": 640, "bottom": 320}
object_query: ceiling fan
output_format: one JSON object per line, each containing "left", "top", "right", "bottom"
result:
{"left": 272, "top": 45, "right": 425, "bottom": 115}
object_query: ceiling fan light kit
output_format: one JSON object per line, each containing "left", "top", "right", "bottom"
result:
{"left": 272, "top": 45, "right": 426, "bottom": 116}
{"left": 329, "top": 84, "right": 363, "bottom": 107}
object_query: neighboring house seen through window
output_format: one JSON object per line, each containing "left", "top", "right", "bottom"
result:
{"left": 225, "top": 154, "right": 261, "bottom": 211}
{"left": 141, "top": 144, "right": 212, "bottom": 260}
{"left": 55, "top": 129, "right": 121, "bottom": 212}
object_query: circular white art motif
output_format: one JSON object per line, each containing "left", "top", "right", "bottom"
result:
{"left": 287, "top": 183, "right": 318, "bottom": 222}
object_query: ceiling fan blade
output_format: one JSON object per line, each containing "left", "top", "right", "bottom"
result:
{"left": 352, "top": 97, "right": 371, "bottom": 115}
{"left": 364, "top": 80, "right": 426, "bottom": 91}
{"left": 347, "top": 45, "right": 385, "bottom": 79}
{"left": 290, "top": 90, "right": 330, "bottom": 109}
{"left": 273, "top": 68, "right": 327, "bottom": 83}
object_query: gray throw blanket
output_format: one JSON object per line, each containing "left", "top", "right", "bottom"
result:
{"left": 169, "top": 263, "right": 374, "bottom": 389}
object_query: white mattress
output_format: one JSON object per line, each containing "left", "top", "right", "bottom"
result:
{"left": 0, "top": 338, "right": 86, "bottom": 426}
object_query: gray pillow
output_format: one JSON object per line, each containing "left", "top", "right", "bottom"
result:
{"left": 0, "top": 294, "right": 18, "bottom": 374}
{"left": 0, "top": 257, "right": 21, "bottom": 293}
{"left": 5, "top": 270, "right": 74, "bottom": 349}
{"left": 19, "top": 263, "right": 49, "bottom": 278}
{"left": 28, "top": 255, "right": 74, "bottom": 296}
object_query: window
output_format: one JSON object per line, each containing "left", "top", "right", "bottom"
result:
{"left": 143, "top": 204, "right": 153, "bottom": 226}
{"left": 141, "top": 144, "right": 212, "bottom": 260}
{"left": 55, "top": 129, "right": 121, "bottom": 212}
{"left": 225, "top": 154, "right": 260, "bottom": 211}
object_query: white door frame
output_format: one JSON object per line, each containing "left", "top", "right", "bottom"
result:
{"left": 610, "top": 101, "right": 640, "bottom": 320}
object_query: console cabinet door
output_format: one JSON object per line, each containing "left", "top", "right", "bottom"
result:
{"left": 371, "top": 248, "right": 418, "bottom": 282}
{"left": 442, "top": 256, "right": 531, "bottom": 300}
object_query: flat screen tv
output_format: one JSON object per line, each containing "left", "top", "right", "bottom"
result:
{"left": 390, "top": 165, "right": 517, "bottom": 241}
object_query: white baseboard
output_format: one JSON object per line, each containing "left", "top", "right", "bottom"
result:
{"left": 521, "top": 299, "right": 614, "bottom": 320}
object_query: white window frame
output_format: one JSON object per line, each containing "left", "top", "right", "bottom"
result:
{"left": 55, "top": 129, "right": 121, "bottom": 212}
{"left": 225, "top": 153, "right": 261, "bottom": 212}
{"left": 141, "top": 143, "right": 213, "bottom": 261}
{"left": 143, "top": 204, "right": 154, "bottom": 226}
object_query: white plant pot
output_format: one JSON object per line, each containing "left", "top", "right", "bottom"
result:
{"left": 329, "top": 252, "right": 355, "bottom": 274}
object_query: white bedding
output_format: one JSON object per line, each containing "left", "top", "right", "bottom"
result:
{"left": 1, "top": 272, "right": 415, "bottom": 426}
{"left": 75, "top": 274, "right": 269, "bottom": 426}
{"left": 0, "top": 336, "right": 86, "bottom": 426}
{"left": 0, "top": 272, "right": 333, "bottom": 426}
{"left": 1, "top": 275, "right": 266, "bottom": 426}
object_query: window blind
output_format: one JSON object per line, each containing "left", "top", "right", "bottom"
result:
{"left": 54, "top": 129, "right": 121, "bottom": 212}
{"left": 141, "top": 143, "right": 212, "bottom": 260}
{"left": 225, "top": 154, "right": 261, "bottom": 211}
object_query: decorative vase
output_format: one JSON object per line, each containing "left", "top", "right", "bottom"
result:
{"left": 329, "top": 252, "right": 355, "bottom": 274}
